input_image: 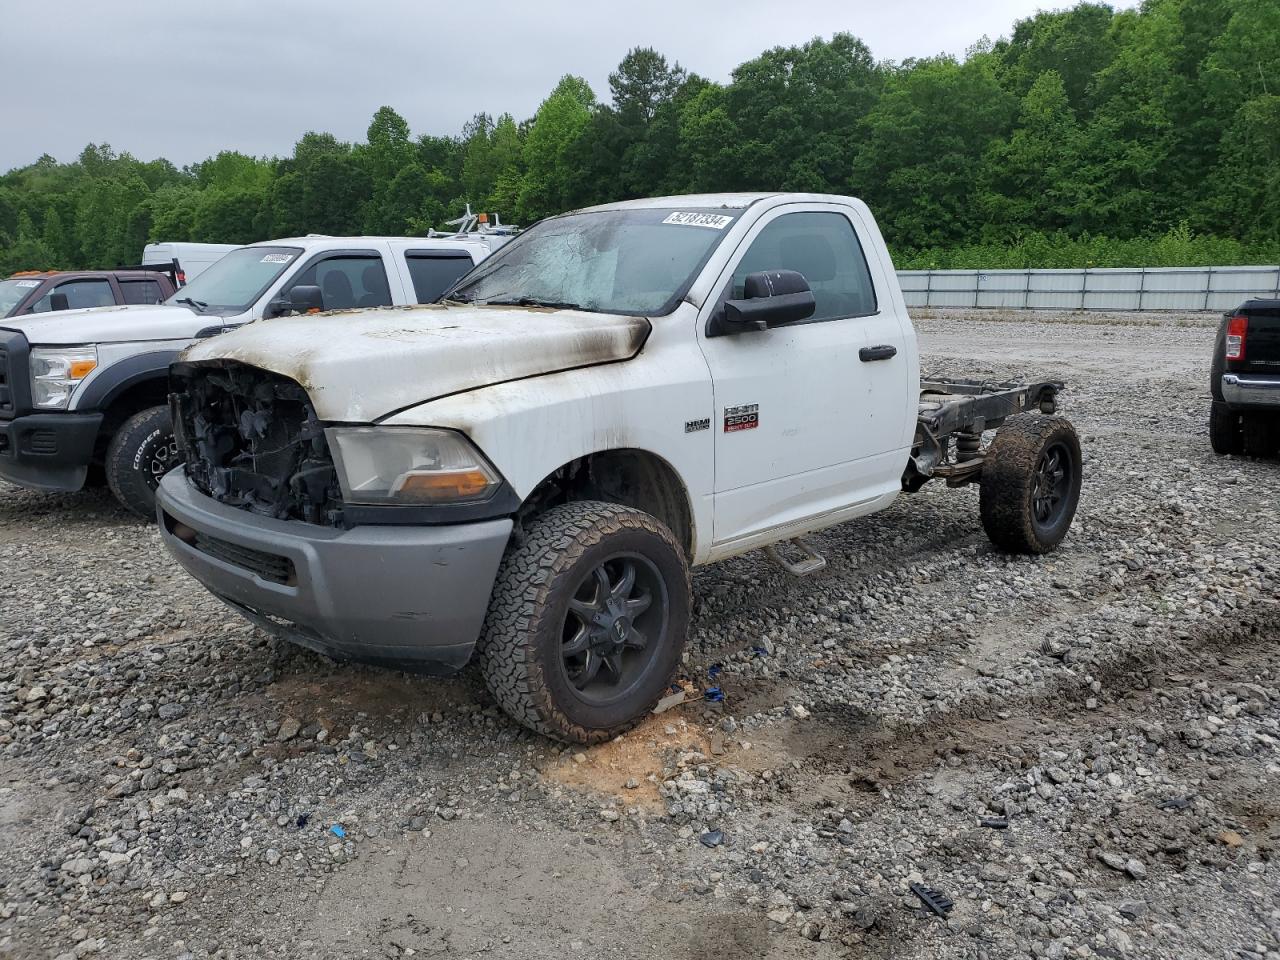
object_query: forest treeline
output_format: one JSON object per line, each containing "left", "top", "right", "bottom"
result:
{"left": 2, "top": 0, "right": 1278, "bottom": 274}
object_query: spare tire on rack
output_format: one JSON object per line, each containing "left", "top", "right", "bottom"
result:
{"left": 979, "top": 414, "right": 1082, "bottom": 554}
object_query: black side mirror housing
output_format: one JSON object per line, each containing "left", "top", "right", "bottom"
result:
{"left": 48, "top": 292, "right": 70, "bottom": 312}
{"left": 709, "top": 270, "right": 815, "bottom": 337}
{"left": 266, "top": 286, "right": 325, "bottom": 318}
{"left": 288, "top": 285, "right": 325, "bottom": 314}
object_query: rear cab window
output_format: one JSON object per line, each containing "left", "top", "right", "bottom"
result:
{"left": 120, "top": 279, "right": 166, "bottom": 304}
{"left": 405, "top": 252, "right": 475, "bottom": 304}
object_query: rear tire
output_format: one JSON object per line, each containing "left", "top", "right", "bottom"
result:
{"left": 1242, "top": 412, "right": 1280, "bottom": 457}
{"left": 478, "top": 501, "right": 690, "bottom": 744}
{"left": 105, "top": 406, "right": 180, "bottom": 520}
{"left": 980, "top": 415, "right": 1082, "bottom": 554}
{"left": 1209, "top": 401, "right": 1244, "bottom": 455}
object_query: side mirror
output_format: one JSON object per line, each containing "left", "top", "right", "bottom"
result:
{"left": 709, "top": 270, "right": 815, "bottom": 337}
{"left": 48, "top": 292, "right": 70, "bottom": 312}
{"left": 265, "top": 285, "right": 324, "bottom": 318}
{"left": 288, "top": 285, "right": 325, "bottom": 314}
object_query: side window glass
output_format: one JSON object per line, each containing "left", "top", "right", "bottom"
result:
{"left": 290, "top": 256, "right": 391, "bottom": 311}
{"left": 405, "top": 254, "right": 474, "bottom": 304}
{"left": 31, "top": 279, "right": 115, "bottom": 312}
{"left": 120, "top": 280, "right": 164, "bottom": 304}
{"left": 727, "top": 212, "right": 877, "bottom": 322}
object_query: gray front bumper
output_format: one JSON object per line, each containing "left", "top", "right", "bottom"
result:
{"left": 1222, "top": 373, "right": 1280, "bottom": 409}
{"left": 156, "top": 471, "right": 513, "bottom": 674}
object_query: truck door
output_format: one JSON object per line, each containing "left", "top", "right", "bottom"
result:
{"left": 696, "top": 203, "right": 912, "bottom": 549}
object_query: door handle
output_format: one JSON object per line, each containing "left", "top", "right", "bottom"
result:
{"left": 859, "top": 344, "right": 897, "bottom": 362}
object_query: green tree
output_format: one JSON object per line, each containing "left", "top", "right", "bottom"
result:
{"left": 853, "top": 54, "right": 1018, "bottom": 249}
{"left": 517, "top": 75, "right": 596, "bottom": 222}
{"left": 978, "top": 70, "right": 1086, "bottom": 236}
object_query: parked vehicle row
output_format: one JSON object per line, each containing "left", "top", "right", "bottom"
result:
{"left": 10, "top": 192, "right": 1265, "bottom": 744}
{"left": 0, "top": 232, "right": 506, "bottom": 516}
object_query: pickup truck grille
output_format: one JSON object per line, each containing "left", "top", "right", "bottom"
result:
{"left": 0, "top": 344, "right": 11, "bottom": 418}
{"left": 170, "top": 361, "right": 344, "bottom": 526}
{"left": 0, "top": 328, "right": 30, "bottom": 420}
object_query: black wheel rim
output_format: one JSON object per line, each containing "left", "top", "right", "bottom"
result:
{"left": 560, "top": 552, "right": 669, "bottom": 706}
{"left": 144, "top": 432, "right": 180, "bottom": 491}
{"left": 1032, "top": 441, "right": 1073, "bottom": 529}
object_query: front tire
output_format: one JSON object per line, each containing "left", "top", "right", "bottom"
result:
{"left": 105, "top": 406, "right": 180, "bottom": 519}
{"left": 478, "top": 501, "right": 691, "bottom": 744}
{"left": 980, "top": 415, "right": 1082, "bottom": 554}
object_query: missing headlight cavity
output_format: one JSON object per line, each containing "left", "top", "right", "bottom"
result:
{"left": 170, "top": 361, "right": 343, "bottom": 525}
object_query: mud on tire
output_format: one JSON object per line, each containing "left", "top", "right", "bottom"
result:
{"left": 105, "top": 405, "right": 180, "bottom": 520}
{"left": 478, "top": 500, "right": 691, "bottom": 744}
{"left": 980, "top": 414, "right": 1082, "bottom": 554}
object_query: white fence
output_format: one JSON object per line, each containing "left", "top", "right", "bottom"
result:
{"left": 897, "top": 265, "right": 1280, "bottom": 312}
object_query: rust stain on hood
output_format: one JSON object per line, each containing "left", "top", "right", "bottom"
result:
{"left": 178, "top": 303, "right": 650, "bottom": 422}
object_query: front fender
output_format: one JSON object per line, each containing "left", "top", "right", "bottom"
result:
{"left": 75, "top": 350, "right": 181, "bottom": 412}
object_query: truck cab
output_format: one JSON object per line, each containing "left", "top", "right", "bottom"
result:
{"left": 0, "top": 234, "right": 501, "bottom": 516}
{"left": 157, "top": 193, "right": 1079, "bottom": 743}
{"left": 0, "top": 269, "right": 177, "bottom": 319}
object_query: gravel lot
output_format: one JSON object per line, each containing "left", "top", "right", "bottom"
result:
{"left": 2, "top": 309, "right": 1277, "bottom": 960}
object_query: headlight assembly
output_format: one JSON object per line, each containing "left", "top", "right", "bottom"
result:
{"left": 325, "top": 426, "right": 502, "bottom": 505}
{"left": 30, "top": 347, "right": 98, "bottom": 410}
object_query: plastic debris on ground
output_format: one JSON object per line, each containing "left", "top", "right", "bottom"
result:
{"left": 909, "top": 882, "right": 954, "bottom": 918}
{"left": 979, "top": 816, "right": 1009, "bottom": 829}
{"left": 704, "top": 686, "right": 724, "bottom": 702}
{"left": 329, "top": 824, "right": 346, "bottom": 838}
{"left": 700, "top": 829, "right": 724, "bottom": 848}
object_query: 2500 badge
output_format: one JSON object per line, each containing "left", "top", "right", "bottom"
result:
{"left": 723, "top": 403, "right": 759, "bottom": 432}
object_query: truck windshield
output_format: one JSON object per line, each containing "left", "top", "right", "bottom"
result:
{"left": 0, "top": 278, "right": 41, "bottom": 317}
{"left": 166, "top": 246, "right": 302, "bottom": 315}
{"left": 447, "top": 207, "right": 742, "bottom": 315}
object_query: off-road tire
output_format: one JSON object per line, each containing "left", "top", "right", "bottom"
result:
{"left": 1209, "top": 400, "right": 1244, "bottom": 455}
{"left": 105, "top": 405, "right": 178, "bottom": 520}
{"left": 980, "top": 414, "right": 1082, "bottom": 554}
{"left": 478, "top": 500, "right": 691, "bottom": 744}
{"left": 1242, "top": 412, "right": 1280, "bottom": 457}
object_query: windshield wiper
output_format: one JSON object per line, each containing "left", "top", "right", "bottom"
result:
{"left": 175, "top": 296, "right": 208, "bottom": 313}
{"left": 483, "top": 297, "right": 589, "bottom": 311}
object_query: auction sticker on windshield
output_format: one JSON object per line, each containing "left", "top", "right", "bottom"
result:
{"left": 662, "top": 212, "right": 734, "bottom": 229}
{"left": 16, "top": 280, "right": 41, "bottom": 288}
{"left": 261, "top": 253, "right": 294, "bottom": 263}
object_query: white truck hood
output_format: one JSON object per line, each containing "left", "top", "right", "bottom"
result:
{"left": 2, "top": 304, "right": 212, "bottom": 345}
{"left": 178, "top": 304, "right": 651, "bottom": 422}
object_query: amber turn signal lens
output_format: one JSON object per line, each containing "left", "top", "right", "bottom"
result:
{"left": 395, "top": 469, "right": 494, "bottom": 501}
{"left": 68, "top": 359, "right": 97, "bottom": 379}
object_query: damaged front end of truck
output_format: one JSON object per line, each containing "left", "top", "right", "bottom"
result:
{"left": 169, "top": 361, "right": 345, "bottom": 527}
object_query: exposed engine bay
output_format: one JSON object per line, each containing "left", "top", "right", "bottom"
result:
{"left": 169, "top": 361, "right": 344, "bottom": 526}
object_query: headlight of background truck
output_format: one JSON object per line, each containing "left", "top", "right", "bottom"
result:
{"left": 30, "top": 347, "right": 98, "bottom": 410}
{"left": 325, "top": 427, "right": 502, "bottom": 505}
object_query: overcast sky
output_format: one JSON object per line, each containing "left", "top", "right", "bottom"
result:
{"left": 4, "top": 0, "right": 1137, "bottom": 172}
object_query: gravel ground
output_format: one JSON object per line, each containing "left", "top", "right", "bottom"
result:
{"left": 2, "top": 308, "right": 1277, "bottom": 960}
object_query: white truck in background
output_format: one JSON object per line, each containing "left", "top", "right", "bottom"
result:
{"left": 156, "top": 192, "right": 1083, "bottom": 743}
{"left": 142, "top": 242, "right": 238, "bottom": 285}
{"left": 0, "top": 232, "right": 508, "bottom": 516}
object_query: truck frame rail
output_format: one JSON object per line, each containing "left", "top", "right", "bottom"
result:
{"left": 905, "top": 377, "right": 1062, "bottom": 491}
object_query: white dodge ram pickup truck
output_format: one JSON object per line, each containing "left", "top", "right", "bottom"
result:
{"left": 156, "top": 193, "right": 1082, "bottom": 742}
{"left": 0, "top": 234, "right": 500, "bottom": 517}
